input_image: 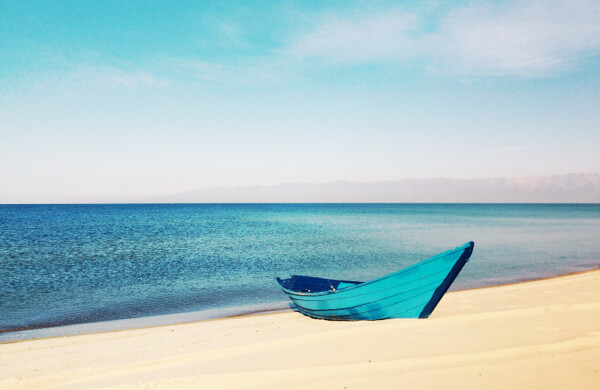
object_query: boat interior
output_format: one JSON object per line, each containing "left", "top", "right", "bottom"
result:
{"left": 276, "top": 275, "right": 363, "bottom": 293}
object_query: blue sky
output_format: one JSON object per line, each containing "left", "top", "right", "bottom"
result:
{"left": 1, "top": 0, "right": 599, "bottom": 202}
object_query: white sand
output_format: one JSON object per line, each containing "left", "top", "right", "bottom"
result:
{"left": 2, "top": 269, "right": 600, "bottom": 389}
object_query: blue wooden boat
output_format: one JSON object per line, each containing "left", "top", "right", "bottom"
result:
{"left": 276, "top": 241, "right": 474, "bottom": 320}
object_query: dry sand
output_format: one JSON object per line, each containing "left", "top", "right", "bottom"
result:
{"left": 2, "top": 269, "right": 600, "bottom": 389}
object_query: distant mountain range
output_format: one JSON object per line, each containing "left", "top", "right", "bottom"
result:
{"left": 151, "top": 173, "right": 600, "bottom": 203}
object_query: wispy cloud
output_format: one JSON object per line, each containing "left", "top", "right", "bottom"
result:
{"left": 174, "top": 57, "right": 294, "bottom": 86}
{"left": 14, "top": 0, "right": 599, "bottom": 92}
{"left": 18, "top": 62, "right": 169, "bottom": 93}
{"left": 429, "top": 0, "right": 600, "bottom": 76}
{"left": 70, "top": 65, "right": 169, "bottom": 89}
{"left": 290, "top": 0, "right": 600, "bottom": 76}
{"left": 292, "top": 12, "right": 418, "bottom": 62}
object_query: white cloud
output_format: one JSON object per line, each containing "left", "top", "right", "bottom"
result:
{"left": 290, "top": 0, "right": 600, "bottom": 76}
{"left": 72, "top": 65, "right": 169, "bottom": 89}
{"left": 292, "top": 12, "right": 418, "bottom": 62}
{"left": 429, "top": 0, "right": 600, "bottom": 75}
{"left": 176, "top": 57, "right": 294, "bottom": 86}
{"left": 27, "top": 64, "right": 169, "bottom": 92}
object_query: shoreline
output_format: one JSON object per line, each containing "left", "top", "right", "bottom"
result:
{"left": 1, "top": 267, "right": 599, "bottom": 389}
{"left": 3, "top": 265, "right": 599, "bottom": 344}
{"left": 458, "top": 264, "right": 600, "bottom": 292}
{"left": 0, "top": 303, "right": 292, "bottom": 344}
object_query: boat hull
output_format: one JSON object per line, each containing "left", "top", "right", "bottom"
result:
{"left": 276, "top": 242, "right": 474, "bottom": 320}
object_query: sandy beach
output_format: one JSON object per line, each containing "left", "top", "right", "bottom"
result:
{"left": 2, "top": 269, "right": 599, "bottom": 390}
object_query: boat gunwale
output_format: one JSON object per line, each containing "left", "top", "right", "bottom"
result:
{"left": 286, "top": 264, "right": 452, "bottom": 304}
{"left": 277, "top": 241, "right": 473, "bottom": 297}
{"left": 290, "top": 275, "right": 446, "bottom": 315}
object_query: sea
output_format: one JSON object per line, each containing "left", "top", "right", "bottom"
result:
{"left": 1, "top": 203, "right": 599, "bottom": 341}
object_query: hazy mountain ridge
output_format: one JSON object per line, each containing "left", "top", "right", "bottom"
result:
{"left": 155, "top": 173, "right": 600, "bottom": 203}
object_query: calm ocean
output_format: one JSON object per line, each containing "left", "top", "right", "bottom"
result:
{"left": 1, "top": 204, "right": 599, "bottom": 341}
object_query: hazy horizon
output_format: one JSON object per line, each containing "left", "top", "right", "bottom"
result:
{"left": 2, "top": 172, "right": 599, "bottom": 204}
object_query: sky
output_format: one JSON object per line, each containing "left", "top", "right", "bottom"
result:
{"left": 1, "top": 0, "right": 599, "bottom": 202}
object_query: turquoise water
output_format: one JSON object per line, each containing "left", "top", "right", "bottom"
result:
{"left": 1, "top": 204, "right": 599, "bottom": 340}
